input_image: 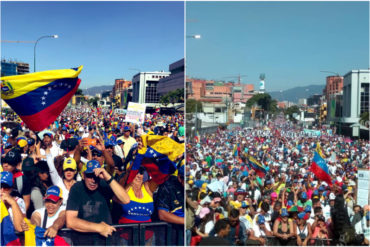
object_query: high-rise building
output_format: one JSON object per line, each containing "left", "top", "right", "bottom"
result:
{"left": 157, "top": 59, "right": 184, "bottom": 96}
{"left": 1, "top": 60, "right": 30, "bottom": 76}
{"left": 341, "top": 69, "right": 369, "bottom": 123}
{"left": 132, "top": 71, "right": 170, "bottom": 106}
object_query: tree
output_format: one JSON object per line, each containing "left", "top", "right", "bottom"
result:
{"left": 88, "top": 97, "right": 99, "bottom": 108}
{"left": 186, "top": 99, "right": 203, "bottom": 113}
{"left": 160, "top": 89, "right": 184, "bottom": 106}
{"left": 245, "top": 93, "right": 278, "bottom": 118}
{"left": 285, "top": 105, "right": 300, "bottom": 121}
{"left": 159, "top": 94, "right": 170, "bottom": 107}
{"left": 75, "top": 88, "right": 84, "bottom": 96}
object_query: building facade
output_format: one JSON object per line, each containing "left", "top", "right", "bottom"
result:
{"left": 1, "top": 60, "right": 30, "bottom": 76}
{"left": 341, "top": 69, "right": 369, "bottom": 124}
{"left": 157, "top": 59, "right": 184, "bottom": 96}
{"left": 132, "top": 71, "right": 170, "bottom": 106}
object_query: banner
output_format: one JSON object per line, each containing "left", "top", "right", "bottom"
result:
{"left": 125, "top": 102, "right": 146, "bottom": 124}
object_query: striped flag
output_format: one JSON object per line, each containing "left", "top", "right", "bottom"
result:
{"left": 0, "top": 201, "right": 21, "bottom": 246}
{"left": 1, "top": 66, "right": 82, "bottom": 131}
{"left": 315, "top": 142, "right": 325, "bottom": 158}
{"left": 247, "top": 155, "right": 267, "bottom": 178}
{"left": 310, "top": 152, "right": 332, "bottom": 185}
{"left": 24, "top": 219, "right": 69, "bottom": 246}
{"left": 127, "top": 135, "right": 184, "bottom": 185}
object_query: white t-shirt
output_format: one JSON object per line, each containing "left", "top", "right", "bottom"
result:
{"left": 8, "top": 197, "right": 26, "bottom": 222}
{"left": 32, "top": 205, "right": 66, "bottom": 229}
{"left": 40, "top": 142, "right": 62, "bottom": 159}
{"left": 46, "top": 154, "right": 72, "bottom": 207}
{"left": 205, "top": 221, "right": 215, "bottom": 234}
{"left": 253, "top": 222, "right": 271, "bottom": 237}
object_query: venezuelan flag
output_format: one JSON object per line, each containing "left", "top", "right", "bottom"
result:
{"left": 310, "top": 152, "right": 332, "bottom": 185}
{"left": 247, "top": 155, "right": 266, "bottom": 178}
{"left": 0, "top": 201, "right": 21, "bottom": 246}
{"left": 315, "top": 142, "right": 325, "bottom": 158}
{"left": 24, "top": 218, "right": 69, "bottom": 246}
{"left": 194, "top": 131, "right": 199, "bottom": 143}
{"left": 127, "top": 135, "right": 184, "bottom": 185}
{"left": 1, "top": 66, "right": 82, "bottom": 131}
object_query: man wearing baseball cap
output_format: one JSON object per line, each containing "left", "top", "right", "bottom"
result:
{"left": 0, "top": 171, "right": 26, "bottom": 233}
{"left": 1, "top": 148, "right": 32, "bottom": 212}
{"left": 117, "top": 125, "right": 136, "bottom": 158}
{"left": 66, "top": 160, "right": 130, "bottom": 245}
{"left": 30, "top": 185, "right": 66, "bottom": 238}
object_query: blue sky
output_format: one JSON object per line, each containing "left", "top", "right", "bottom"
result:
{"left": 1, "top": 1, "right": 184, "bottom": 89}
{"left": 186, "top": 1, "right": 369, "bottom": 92}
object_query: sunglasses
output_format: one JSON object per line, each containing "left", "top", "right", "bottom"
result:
{"left": 0, "top": 183, "right": 11, "bottom": 189}
{"left": 64, "top": 168, "right": 76, "bottom": 172}
{"left": 92, "top": 152, "right": 102, "bottom": 157}
{"left": 85, "top": 173, "right": 99, "bottom": 180}
{"left": 138, "top": 167, "right": 146, "bottom": 175}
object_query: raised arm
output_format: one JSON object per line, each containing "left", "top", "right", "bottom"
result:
{"left": 94, "top": 167, "right": 130, "bottom": 204}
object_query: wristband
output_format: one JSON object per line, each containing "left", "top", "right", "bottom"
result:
{"left": 106, "top": 176, "right": 114, "bottom": 185}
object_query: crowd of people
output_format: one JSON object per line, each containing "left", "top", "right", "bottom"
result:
{"left": 186, "top": 116, "right": 369, "bottom": 246}
{"left": 1, "top": 106, "right": 185, "bottom": 246}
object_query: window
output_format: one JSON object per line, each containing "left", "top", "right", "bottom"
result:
{"left": 360, "top": 83, "right": 369, "bottom": 115}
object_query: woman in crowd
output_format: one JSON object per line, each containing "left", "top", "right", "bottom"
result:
{"left": 30, "top": 160, "right": 53, "bottom": 210}
{"left": 273, "top": 208, "right": 296, "bottom": 245}
{"left": 195, "top": 207, "right": 215, "bottom": 238}
{"left": 295, "top": 212, "right": 311, "bottom": 246}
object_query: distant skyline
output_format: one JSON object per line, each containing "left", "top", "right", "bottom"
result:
{"left": 186, "top": 1, "right": 369, "bottom": 92}
{"left": 1, "top": 1, "right": 184, "bottom": 88}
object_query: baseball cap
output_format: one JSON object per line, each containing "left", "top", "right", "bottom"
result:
{"left": 117, "top": 139, "right": 124, "bottom": 145}
{"left": 298, "top": 212, "right": 306, "bottom": 220}
{"left": 199, "top": 207, "right": 210, "bottom": 219}
{"left": 44, "top": 185, "right": 63, "bottom": 202}
{"left": 43, "top": 132, "right": 53, "bottom": 139}
{"left": 301, "top": 192, "right": 307, "bottom": 199}
{"left": 305, "top": 205, "right": 312, "bottom": 213}
{"left": 85, "top": 160, "right": 101, "bottom": 174}
{"left": 17, "top": 137, "right": 28, "bottom": 148}
{"left": 63, "top": 158, "right": 77, "bottom": 171}
{"left": 281, "top": 208, "right": 289, "bottom": 217}
{"left": 241, "top": 201, "right": 249, "bottom": 208}
{"left": 123, "top": 126, "right": 130, "bottom": 131}
{"left": 257, "top": 215, "right": 265, "bottom": 225}
{"left": 3, "top": 149, "right": 22, "bottom": 166}
{"left": 27, "top": 138, "right": 35, "bottom": 146}
{"left": 329, "top": 193, "right": 336, "bottom": 200}
{"left": 1, "top": 171, "right": 13, "bottom": 187}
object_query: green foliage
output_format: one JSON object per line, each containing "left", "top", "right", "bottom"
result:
{"left": 75, "top": 88, "right": 84, "bottom": 96}
{"left": 246, "top": 93, "right": 277, "bottom": 113}
{"left": 160, "top": 88, "right": 184, "bottom": 106}
{"left": 88, "top": 97, "right": 99, "bottom": 108}
{"left": 285, "top": 105, "right": 300, "bottom": 121}
{"left": 186, "top": 99, "right": 203, "bottom": 113}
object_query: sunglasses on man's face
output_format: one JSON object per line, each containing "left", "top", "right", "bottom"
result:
{"left": 92, "top": 152, "right": 102, "bottom": 157}
{"left": 85, "top": 173, "right": 99, "bottom": 180}
{"left": 0, "top": 183, "right": 11, "bottom": 189}
{"left": 64, "top": 168, "right": 76, "bottom": 172}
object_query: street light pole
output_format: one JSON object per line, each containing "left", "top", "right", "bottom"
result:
{"left": 34, "top": 35, "right": 58, "bottom": 72}
{"left": 186, "top": 35, "right": 201, "bottom": 39}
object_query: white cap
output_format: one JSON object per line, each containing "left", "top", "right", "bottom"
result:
{"left": 79, "top": 127, "right": 84, "bottom": 132}
{"left": 5, "top": 128, "right": 11, "bottom": 133}
{"left": 329, "top": 193, "right": 336, "bottom": 200}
